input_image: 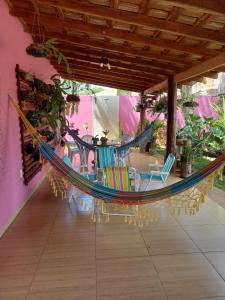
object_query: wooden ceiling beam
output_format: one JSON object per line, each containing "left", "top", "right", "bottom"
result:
{"left": 55, "top": 65, "right": 157, "bottom": 85}
{"left": 58, "top": 46, "right": 182, "bottom": 73}
{"left": 56, "top": 66, "right": 153, "bottom": 87}
{"left": 11, "top": 7, "right": 218, "bottom": 57}
{"left": 25, "top": 29, "right": 197, "bottom": 66}
{"left": 145, "top": 49, "right": 225, "bottom": 93}
{"left": 65, "top": 54, "right": 167, "bottom": 77}
{"left": 61, "top": 74, "right": 145, "bottom": 92}
{"left": 36, "top": 0, "right": 225, "bottom": 43}
{"left": 158, "top": 0, "right": 225, "bottom": 17}
{"left": 56, "top": 60, "right": 164, "bottom": 81}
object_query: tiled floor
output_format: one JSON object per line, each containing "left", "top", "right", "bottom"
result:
{"left": 0, "top": 150, "right": 225, "bottom": 300}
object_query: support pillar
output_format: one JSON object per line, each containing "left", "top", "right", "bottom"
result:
{"left": 166, "top": 75, "right": 177, "bottom": 158}
{"left": 140, "top": 92, "right": 145, "bottom": 133}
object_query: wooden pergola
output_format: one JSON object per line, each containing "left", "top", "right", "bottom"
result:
{"left": 9, "top": 0, "right": 225, "bottom": 155}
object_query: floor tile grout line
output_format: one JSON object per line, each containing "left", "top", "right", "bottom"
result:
{"left": 138, "top": 227, "right": 169, "bottom": 300}
{"left": 181, "top": 224, "right": 225, "bottom": 283}
{"left": 25, "top": 195, "right": 62, "bottom": 300}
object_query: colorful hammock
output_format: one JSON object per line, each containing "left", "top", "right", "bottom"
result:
{"left": 66, "top": 122, "right": 155, "bottom": 153}
{"left": 11, "top": 97, "right": 225, "bottom": 206}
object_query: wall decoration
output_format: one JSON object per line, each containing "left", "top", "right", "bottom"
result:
{"left": 16, "top": 64, "right": 56, "bottom": 185}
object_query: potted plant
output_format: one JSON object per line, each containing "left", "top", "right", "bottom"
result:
{"left": 100, "top": 130, "right": 109, "bottom": 146}
{"left": 135, "top": 103, "right": 144, "bottom": 112}
{"left": 180, "top": 144, "right": 193, "bottom": 178}
{"left": 26, "top": 38, "right": 70, "bottom": 73}
{"left": 152, "top": 96, "right": 168, "bottom": 114}
{"left": 92, "top": 135, "right": 99, "bottom": 146}
{"left": 66, "top": 94, "right": 80, "bottom": 116}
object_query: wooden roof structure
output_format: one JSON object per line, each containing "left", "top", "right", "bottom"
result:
{"left": 8, "top": 0, "right": 225, "bottom": 92}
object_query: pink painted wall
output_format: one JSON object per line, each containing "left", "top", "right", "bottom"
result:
{"left": 119, "top": 96, "right": 140, "bottom": 136}
{"left": 0, "top": 0, "right": 56, "bottom": 233}
{"left": 66, "top": 96, "right": 93, "bottom": 138}
{"left": 195, "top": 96, "right": 219, "bottom": 121}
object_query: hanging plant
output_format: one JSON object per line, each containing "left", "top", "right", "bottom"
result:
{"left": 26, "top": 39, "right": 71, "bottom": 73}
{"left": 65, "top": 94, "right": 80, "bottom": 116}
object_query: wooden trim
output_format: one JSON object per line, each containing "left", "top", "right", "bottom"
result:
{"left": 61, "top": 74, "right": 145, "bottom": 92}
{"left": 54, "top": 61, "right": 163, "bottom": 82}
{"left": 30, "top": 31, "right": 195, "bottom": 66}
{"left": 145, "top": 50, "right": 225, "bottom": 93}
{"left": 59, "top": 47, "right": 182, "bottom": 73}
{"left": 12, "top": 7, "right": 218, "bottom": 57}
{"left": 166, "top": 75, "right": 177, "bottom": 157}
{"left": 34, "top": 1, "right": 225, "bottom": 43}
{"left": 159, "top": 0, "right": 225, "bottom": 17}
{"left": 65, "top": 54, "right": 167, "bottom": 78}
{"left": 58, "top": 66, "right": 152, "bottom": 85}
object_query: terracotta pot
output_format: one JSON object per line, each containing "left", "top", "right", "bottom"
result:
{"left": 100, "top": 137, "right": 108, "bottom": 146}
{"left": 66, "top": 94, "right": 80, "bottom": 103}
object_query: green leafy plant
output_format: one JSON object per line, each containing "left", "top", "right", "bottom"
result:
{"left": 178, "top": 86, "right": 201, "bottom": 109}
{"left": 34, "top": 74, "right": 68, "bottom": 131}
{"left": 26, "top": 38, "right": 70, "bottom": 73}
{"left": 182, "top": 145, "right": 193, "bottom": 163}
{"left": 102, "top": 129, "right": 109, "bottom": 137}
{"left": 151, "top": 96, "right": 168, "bottom": 114}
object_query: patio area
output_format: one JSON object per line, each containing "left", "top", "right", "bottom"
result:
{"left": 1, "top": 150, "right": 225, "bottom": 300}
{"left": 1, "top": 0, "right": 225, "bottom": 299}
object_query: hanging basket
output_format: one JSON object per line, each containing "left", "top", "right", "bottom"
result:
{"left": 26, "top": 43, "right": 51, "bottom": 58}
{"left": 66, "top": 94, "right": 80, "bottom": 103}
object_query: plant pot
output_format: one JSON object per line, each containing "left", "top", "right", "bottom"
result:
{"left": 92, "top": 138, "right": 99, "bottom": 146}
{"left": 40, "top": 116, "right": 49, "bottom": 126}
{"left": 19, "top": 91, "right": 35, "bottom": 102}
{"left": 100, "top": 137, "right": 108, "bottom": 146}
{"left": 180, "top": 162, "right": 192, "bottom": 178}
{"left": 66, "top": 94, "right": 80, "bottom": 103}
{"left": 26, "top": 43, "right": 51, "bottom": 58}
{"left": 35, "top": 92, "right": 46, "bottom": 104}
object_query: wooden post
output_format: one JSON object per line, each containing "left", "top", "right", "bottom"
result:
{"left": 140, "top": 92, "right": 145, "bottom": 133}
{"left": 166, "top": 75, "right": 177, "bottom": 158}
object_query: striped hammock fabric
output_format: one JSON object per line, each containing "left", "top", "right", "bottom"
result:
{"left": 11, "top": 97, "right": 225, "bottom": 205}
{"left": 105, "top": 167, "right": 131, "bottom": 191}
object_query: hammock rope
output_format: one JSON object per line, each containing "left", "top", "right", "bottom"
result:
{"left": 11, "top": 97, "right": 225, "bottom": 206}
{"left": 65, "top": 122, "right": 155, "bottom": 153}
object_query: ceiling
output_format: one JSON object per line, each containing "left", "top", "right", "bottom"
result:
{"left": 8, "top": 0, "right": 225, "bottom": 92}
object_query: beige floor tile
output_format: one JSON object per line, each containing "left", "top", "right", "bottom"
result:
{"left": 0, "top": 245, "right": 43, "bottom": 266}
{"left": 96, "top": 246, "right": 149, "bottom": 259}
{"left": 27, "top": 288, "right": 96, "bottom": 300}
{"left": 96, "top": 233, "right": 146, "bottom": 250}
{"left": 184, "top": 225, "right": 225, "bottom": 252}
{"left": 205, "top": 252, "right": 225, "bottom": 280}
{"left": 175, "top": 209, "right": 221, "bottom": 226}
{"left": 0, "top": 263, "right": 37, "bottom": 289}
{"left": 30, "top": 263, "right": 96, "bottom": 292}
{"left": 152, "top": 253, "right": 225, "bottom": 299}
{"left": 0, "top": 287, "right": 29, "bottom": 300}
{"left": 97, "top": 256, "right": 167, "bottom": 299}
{"left": 141, "top": 226, "right": 199, "bottom": 255}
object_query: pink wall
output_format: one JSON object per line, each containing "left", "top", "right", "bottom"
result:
{"left": 195, "top": 96, "right": 219, "bottom": 121}
{"left": 119, "top": 96, "right": 140, "bottom": 136}
{"left": 0, "top": 0, "right": 56, "bottom": 233}
{"left": 67, "top": 96, "right": 93, "bottom": 137}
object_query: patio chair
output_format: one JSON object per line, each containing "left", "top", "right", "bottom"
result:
{"left": 100, "top": 166, "right": 139, "bottom": 218}
{"left": 63, "top": 139, "right": 80, "bottom": 162}
{"left": 140, "top": 153, "right": 175, "bottom": 190}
